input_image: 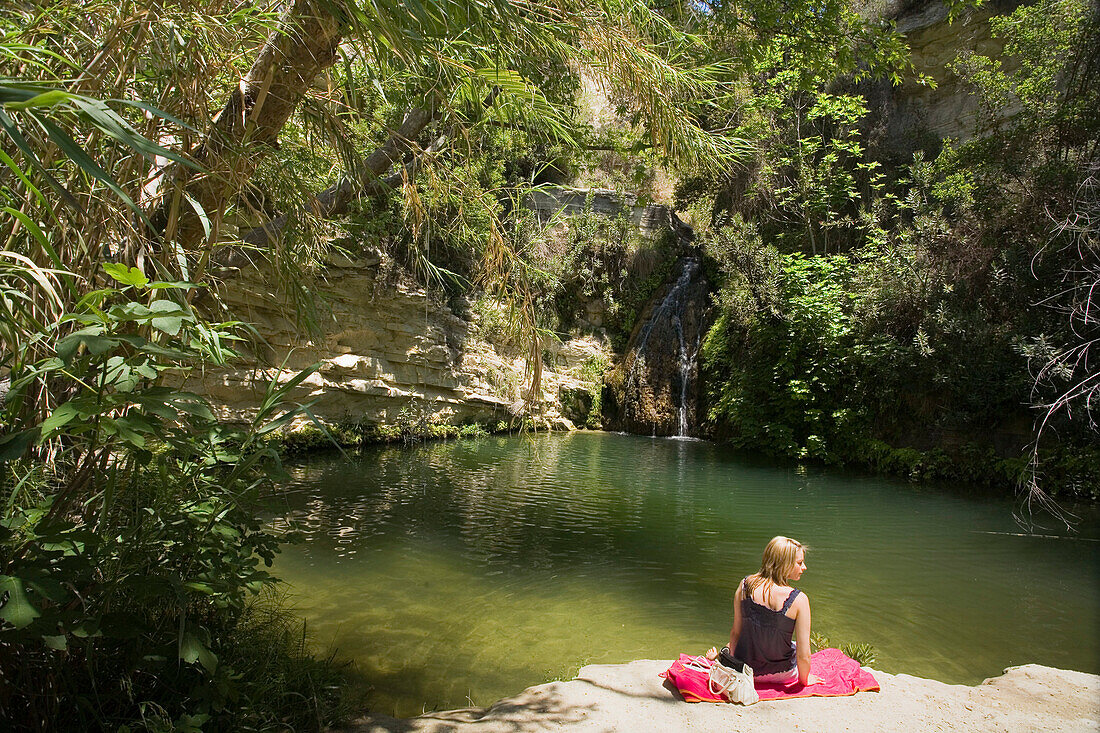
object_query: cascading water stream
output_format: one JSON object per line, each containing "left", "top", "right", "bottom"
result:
{"left": 675, "top": 313, "right": 688, "bottom": 436}
{"left": 624, "top": 257, "right": 701, "bottom": 437}
{"left": 674, "top": 315, "right": 702, "bottom": 438}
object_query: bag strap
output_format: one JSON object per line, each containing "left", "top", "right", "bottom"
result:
{"left": 708, "top": 668, "right": 734, "bottom": 696}
{"left": 683, "top": 656, "right": 712, "bottom": 674}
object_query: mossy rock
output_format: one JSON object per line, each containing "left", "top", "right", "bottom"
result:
{"left": 559, "top": 385, "right": 594, "bottom": 425}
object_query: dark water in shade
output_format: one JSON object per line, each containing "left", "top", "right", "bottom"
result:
{"left": 267, "top": 431, "right": 1100, "bottom": 717}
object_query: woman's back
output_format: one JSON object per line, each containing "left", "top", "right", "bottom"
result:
{"left": 747, "top": 579, "right": 799, "bottom": 616}
{"left": 734, "top": 575, "right": 801, "bottom": 675}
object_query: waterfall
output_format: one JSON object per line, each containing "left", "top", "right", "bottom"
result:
{"left": 623, "top": 257, "right": 702, "bottom": 437}
{"left": 672, "top": 312, "right": 702, "bottom": 439}
{"left": 675, "top": 317, "right": 700, "bottom": 438}
{"left": 627, "top": 258, "right": 699, "bottom": 362}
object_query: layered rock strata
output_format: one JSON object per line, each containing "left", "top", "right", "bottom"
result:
{"left": 190, "top": 252, "right": 608, "bottom": 432}
{"left": 194, "top": 185, "right": 691, "bottom": 436}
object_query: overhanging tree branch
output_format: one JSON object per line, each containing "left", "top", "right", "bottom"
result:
{"left": 145, "top": 0, "right": 343, "bottom": 252}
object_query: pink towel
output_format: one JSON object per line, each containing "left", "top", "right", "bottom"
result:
{"left": 754, "top": 647, "right": 880, "bottom": 700}
{"left": 660, "top": 648, "right": 879, "bottom": 703}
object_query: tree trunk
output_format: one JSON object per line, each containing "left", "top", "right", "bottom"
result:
{"left": 146, "top": 0, "right": 342, "bottom": 253}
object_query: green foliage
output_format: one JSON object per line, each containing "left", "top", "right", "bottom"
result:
{"left": 550, "top": 216, "right": 680, "bottom": 349}
{"left": 675, "top": 0, "right": 915, "bottom": 253}
{"left": 579, "top": 354, "right": 611, "bottom": 429}
{"left": 550, "top": 209, "right": 635, "bottom": 330}
{"left": 572, "top": 124, "right": 666, "bottom": 196}
{"left": 730, "top": 70, "right": 882, "bottom": 254}
{"left": 702, "top": 249, "right": 876, "bottom": 460}
{"left": 696, "top": 0, "right": 1100, "bottom": 499}
{"left": 0, "top": 14, "right": 354, "bottom": 722}
{"left": 841, "top": 643, "right": 877, "bottom": 667}
{"left": 810, "top": 632, "right": 877, "bottom": 666}
{"left": 943, "top": 1, "right": 1100, "bottom": 486}
{"left": 359, "top": 406, "right": 495, "bottom": 445}
{"left": 848, "top": 439, "right": 1035, "bottom": 488}
{"left": 580, "top": 356, "right": 609, "bottom": 423}
{"left": 0, "top": 267, "right": 346, "bottom": 728}
{"left": 279, "top": 411, "right": 501, "bottom": 455}
{"left": 698, "top": 203, "right": 1091, "bottom": 492}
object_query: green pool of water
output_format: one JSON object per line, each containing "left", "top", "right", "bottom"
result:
{"left": 268, "top": 431, "right": 1100, "bottom": 717}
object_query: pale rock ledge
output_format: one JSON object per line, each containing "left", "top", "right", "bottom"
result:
{"left": 336, "top": 660, "right": 1099, "bottom": 733}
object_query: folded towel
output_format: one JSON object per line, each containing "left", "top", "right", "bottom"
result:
{"left": 660, "top": 648, "right": 879, "bottom": 703}
{"left": 660, "top": 654, "right": 724, "bottom": 703}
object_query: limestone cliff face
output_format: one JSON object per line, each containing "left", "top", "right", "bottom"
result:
{"left": 192, "top": 251, "right": 608, "bottom": 432}
{"left": 526, "top": 187, "right": 692, "bottom": 240}
{"left": 192, "top": 185, "right": 692, "bottom": 435}
{"left": 871, "top": 0, "right": 1026, "bottom": 158}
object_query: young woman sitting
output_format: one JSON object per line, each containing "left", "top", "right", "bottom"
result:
{"left": 710, "top": 535, "right": 823, "bottom": 687}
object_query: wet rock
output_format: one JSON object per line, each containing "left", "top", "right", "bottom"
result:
{"left": 604, "top": 257, "right": 711, "bottom": 436}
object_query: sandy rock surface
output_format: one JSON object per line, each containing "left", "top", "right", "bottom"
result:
{"left": 337, "top": 660, "right": 1099, "bottom": 732}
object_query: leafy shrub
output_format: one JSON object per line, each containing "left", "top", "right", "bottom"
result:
{"left": 0, "top": 267, "right": 345, "bottom": 730}
{"left": 702, "top": 250, "right": 878, "bottom": 460}
{"left": 840, "top": 643, "right": 877, "bottom": 667}
{"left": 579, "top": 354, "right": 611, "bottom": 429}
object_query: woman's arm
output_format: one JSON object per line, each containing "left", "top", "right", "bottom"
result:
{"left": 727, "top": 581, "right": 744, "bottom": 652}
{"left": 792, "top": 593, "right": 822, "bottom": 686}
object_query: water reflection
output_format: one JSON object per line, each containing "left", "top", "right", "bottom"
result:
{"left": 268, "top": 432, "right": 1100, "bottom": 717}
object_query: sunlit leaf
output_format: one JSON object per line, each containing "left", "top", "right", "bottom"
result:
{"left": 3, "top": 89, "right": 72, "bottom": 110}
{"left": 102, "top": 263, "right": 149, "bottom": 288}
{"left": 149, "top": 299, "right": 191, "bottom": 336}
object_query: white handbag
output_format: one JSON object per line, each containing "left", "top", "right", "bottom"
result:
{"left": 708, "top": 659, "right": 759, "bottom": 705}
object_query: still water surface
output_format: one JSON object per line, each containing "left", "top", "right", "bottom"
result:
{"left": 269, "top": 432, "right": 1100, "bottom": 716}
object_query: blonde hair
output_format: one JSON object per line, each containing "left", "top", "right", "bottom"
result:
{"left": 746, "top": 536, "right": 805, "bottom": 598}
